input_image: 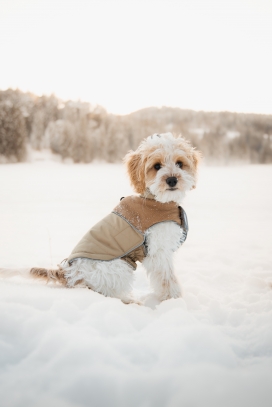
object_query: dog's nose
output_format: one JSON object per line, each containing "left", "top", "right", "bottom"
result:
{"left": 166, "top": 177, "right": 178, "bottom": 187}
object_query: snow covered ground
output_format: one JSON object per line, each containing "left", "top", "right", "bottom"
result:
{"left": 0, "top": 161, "right": 272, "bottom": 407}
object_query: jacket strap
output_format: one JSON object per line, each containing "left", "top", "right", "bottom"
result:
{"left": 178, "top": 206, "right": 189, "bottom": 243}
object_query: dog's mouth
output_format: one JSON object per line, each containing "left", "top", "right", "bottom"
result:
{"left": 166, "top": 188, "right": 178, "bottom": 191}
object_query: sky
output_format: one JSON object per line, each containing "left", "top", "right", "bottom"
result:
{"left": 0, "top": 0, "right": 272, "bottom": 115}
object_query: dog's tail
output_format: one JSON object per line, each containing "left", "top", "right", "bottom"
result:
{"left": 30, "top": 267, "right": 67, "bottom": 285}
{"left": 0, "top": 266, "right": 67, "bottom": 285}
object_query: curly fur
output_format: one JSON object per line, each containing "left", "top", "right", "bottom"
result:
{"left": 63, "top": 258, "right": 134, "bottom": 298}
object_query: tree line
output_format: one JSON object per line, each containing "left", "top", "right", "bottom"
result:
{"left": 1, "top": 88, "right": 272, "bottom": 164}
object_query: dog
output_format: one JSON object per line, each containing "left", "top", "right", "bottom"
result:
{"left": 30, "top": 132, "right": 201, "bottom": 304}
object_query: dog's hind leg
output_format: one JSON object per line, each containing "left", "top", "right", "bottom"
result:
{"left": 63, "top": 258, "right": 140, "bottom": 303}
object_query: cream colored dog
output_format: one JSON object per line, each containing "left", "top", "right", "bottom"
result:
{"left": 29, "top": 132, "right": 201, "bottom": 303}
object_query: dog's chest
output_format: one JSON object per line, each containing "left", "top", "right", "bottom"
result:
{"left": 144, "top": 222, "right": 183, "bottom": 255}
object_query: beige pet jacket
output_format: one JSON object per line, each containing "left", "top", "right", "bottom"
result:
{"left": 68, "top": 195, "right": 188, "bottom": 269}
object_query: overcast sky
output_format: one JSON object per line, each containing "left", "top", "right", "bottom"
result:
{"left": 0, "top": 0, "right": 271, "bottom": 114}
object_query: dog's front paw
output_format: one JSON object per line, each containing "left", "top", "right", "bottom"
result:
{"left": 158, "top": 280, "right": 182, "bottom": 301}
{"left": 121, "top": 295, "right": 143, "bottom": 305}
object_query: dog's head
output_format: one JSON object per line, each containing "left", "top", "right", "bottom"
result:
{"left": 125, "top": 133, "right": 201, "bottom": 203}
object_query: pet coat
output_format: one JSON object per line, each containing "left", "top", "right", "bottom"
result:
{"left": 67, "top": 195, "right": 188, "bottom": 269}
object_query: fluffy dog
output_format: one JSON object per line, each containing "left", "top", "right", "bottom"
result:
{"left": 30, "top": 133, "right": 201, "bottom": 303}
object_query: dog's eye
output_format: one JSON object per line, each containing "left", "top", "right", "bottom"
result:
{"left": 154, "top": 163, "right": 161, "bottom": 170}
{"left": 176, "top": 161, "right": 183, "bottom": 169}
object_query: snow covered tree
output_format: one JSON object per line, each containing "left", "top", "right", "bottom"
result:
{"left": 0, "top": 100, "right": 27, "bottom": 162}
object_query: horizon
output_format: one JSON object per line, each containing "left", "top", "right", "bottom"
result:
{"left": 2, "top": 86, "right": 272, "bottom": 117}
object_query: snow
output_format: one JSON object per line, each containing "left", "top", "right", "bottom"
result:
{"left": 0, "top": 161, "right": 272, "bottom": 407}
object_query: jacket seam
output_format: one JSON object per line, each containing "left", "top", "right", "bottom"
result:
{"left": 68, "top": 255, "right": 138, "bottom": 269}
{"left": 112, "top": 211, "right": 145, "bottom": 236}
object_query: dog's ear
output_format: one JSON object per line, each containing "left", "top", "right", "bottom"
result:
{"left": 192, "top": 148, "right": 202, "bottom": 169}
{"left": 190, "top": 148, "right": 202, "bottom": 189}
{"left": 124, "top": 150, "right": 146, "bottom": 194}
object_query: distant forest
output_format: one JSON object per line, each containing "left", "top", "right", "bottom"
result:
{"left": 1, "top": 88, "right": 272, "bottom": 164}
